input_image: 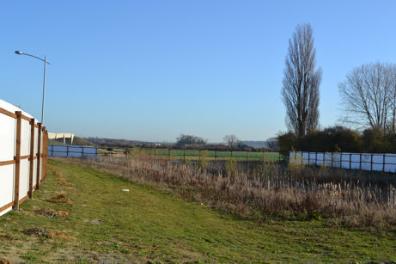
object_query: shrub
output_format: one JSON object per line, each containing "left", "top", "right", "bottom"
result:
{"left": 278, "top": 132, "right": 297, "bottom": 156}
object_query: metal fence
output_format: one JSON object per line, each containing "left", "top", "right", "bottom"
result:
{"left": 48, "top": 145, "right": 97, "bottom": 158}
{"left": 290, "top": 151, "right": 396, "bottom": 173}
{"left": 48, "top": 145, "right": 284, "bottom": 161}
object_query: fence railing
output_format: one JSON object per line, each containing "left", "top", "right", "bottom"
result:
{"left": 48, "top": 145, "right": 97, "bottom": 158}
{"left": 0, "top": 99, "right": 48, "bottom": 216}
{"left": 290, "top": 151, "right": 396, "bottom": 173}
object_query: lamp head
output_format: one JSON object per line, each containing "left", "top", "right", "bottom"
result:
{"left": 14, "top": 50, "right": 23, "bottom": 55}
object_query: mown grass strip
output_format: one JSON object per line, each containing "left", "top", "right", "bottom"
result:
{"left": 0, "top": 159, "right": 395, "bottom": 263}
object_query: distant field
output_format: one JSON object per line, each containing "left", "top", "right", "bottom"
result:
{"left": 0, "top": 159, "right": 395, "bottom": 263}
{"left": 105, "top": 148, "right": 284, "bottom": 161}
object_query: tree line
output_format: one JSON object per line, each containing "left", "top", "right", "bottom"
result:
{"left": 279, "top": 24, "right": 396, "bottom": 154}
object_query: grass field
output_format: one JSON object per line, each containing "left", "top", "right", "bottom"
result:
{"left": 1, "top": 159, "right": 396, "bottom": 263}
{"left": 127, "top": 148, "right": 283, "bottom": 161}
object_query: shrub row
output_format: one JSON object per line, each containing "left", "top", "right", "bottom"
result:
{"left": 278, "top": 126, "right": 396, "bottom": 155}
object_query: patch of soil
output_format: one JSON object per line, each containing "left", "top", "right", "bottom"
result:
{"left": 48, "top": 231, "right": 74, "bottom": 241}
{"left": 57, "top": 210, "right": 70, "bottom": 217}
{"left": 0, "top": 234, "right": 15, "bottom": 241}
{"left": 47, "top": 192, "right": 73, "bottom": 204}
{"left": 34, "top": 208, "right": 70, "bottom": 218}
{"left": 22, "top": 228, "right": 74, "bottom": 241}
{"left": 34, "top": 208, "right": 57, "bottom": 218}
{"left": 90, "top": 219, "right": 103, "bottom": 225}
{"left": 22, "top": 227, "right": 49, "bottom": 238}
{"left": 0, "top": 258, "right": 10, "bottom": 264}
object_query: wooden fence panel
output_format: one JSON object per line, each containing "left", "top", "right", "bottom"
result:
{"left": 0, "top": 99, "right": 48, "bottom": 216}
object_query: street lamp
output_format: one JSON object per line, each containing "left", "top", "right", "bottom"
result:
{"left": 15, "top": 50, "right": 50, "bottom": 123}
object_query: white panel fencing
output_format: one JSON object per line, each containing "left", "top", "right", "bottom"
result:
{"left": 0, "top": 99, "right": 48, "bottom": 216}
{"left": 289, "top": 151, "right": 396, "bottom": 173}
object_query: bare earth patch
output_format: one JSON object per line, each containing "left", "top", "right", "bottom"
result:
{"left": 46, "top": 192, "right": 73, "bottom": 204}
{"left": 34, "top": 208, "right": 70, "bottom": 218}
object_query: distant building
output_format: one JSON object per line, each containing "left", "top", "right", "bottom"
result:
{"left": 48, "top": 132, "right": 75, "bottom": 144}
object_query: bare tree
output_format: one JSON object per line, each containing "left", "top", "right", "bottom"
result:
{"left": 223, "top": 135, "right": 239, "bottom": 149}
{"left": 339, "top": 63, "right": 396, "bottom": 131}
{"left": 282, "top": 24, "right": 321, "bottom": 138}
{"left": 390, "top": 65, "right": 396, "bottom": 133}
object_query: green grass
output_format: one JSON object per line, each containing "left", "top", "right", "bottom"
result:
{"left": 1, "top": 159, "right": 396, "bottom": 263}
{"left": 137, "top": 148, "right": 282, "bottom": 161}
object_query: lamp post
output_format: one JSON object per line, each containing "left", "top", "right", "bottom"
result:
{"left": 15, "top": 50, "right": 50, "bottom": 123}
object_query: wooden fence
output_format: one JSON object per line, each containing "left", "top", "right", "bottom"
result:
{"left": 0, "top": 99, "right": 48, "bottom": 216}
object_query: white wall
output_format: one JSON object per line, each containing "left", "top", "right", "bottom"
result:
{"left": 0, "top": 99, "right": 45, "bottom": 216}
{"left": 290, "top": 151, "right": 396, "bottom": 173}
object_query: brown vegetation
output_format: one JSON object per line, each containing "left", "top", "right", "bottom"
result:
{"left": 75, "top": 156, "right": 396, "bottom": 229}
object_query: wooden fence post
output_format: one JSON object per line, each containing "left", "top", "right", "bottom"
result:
{"left": 28, "top": 118, "right": 35, "bottom": 198}
{"left": 36, "top": 123, "right": 42, "bottom": 190}
{"left": 370, "top": 154, "right": 373, "bottom": 172}
{"left": 13, "top": 111, "right": 22, "bottom": 210}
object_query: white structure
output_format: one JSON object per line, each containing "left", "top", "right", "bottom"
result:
{"left": 290, "top": 151, "right": 396, "bottom": 173}
{"left": 0, "top": 99, "right": 47, "bottom": 216}
{"left": 48, "top": 132, "right": 74, "bottom": 144}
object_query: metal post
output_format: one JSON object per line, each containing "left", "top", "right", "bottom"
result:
{"left": 301, "top": 151, "right": 303, "bottom": 166}
{"left": 340, "top": 153, "right": 342, "bottom": 168}
{"left": 14, "top": 51, "right": 49, "bottom": 124}
{"left": 349, "top": 153, "right": 352, "bottom": 170}
{"left": 383, "top": 154, "right": 386, "bottom": 172}
{"left": 359, "top": 153, "right": 362, "bottom": 170}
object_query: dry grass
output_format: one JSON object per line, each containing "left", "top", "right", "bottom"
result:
{"left": 76, "top": 156, "right": 396, "bottom": 228}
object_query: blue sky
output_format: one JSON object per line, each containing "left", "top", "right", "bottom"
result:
{"left": 1, "top": 1, "right": 395, "bottom": 142}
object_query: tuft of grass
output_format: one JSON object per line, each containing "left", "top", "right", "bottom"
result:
{"left": 0, "top": 159, "right": 395, "bottom": 263}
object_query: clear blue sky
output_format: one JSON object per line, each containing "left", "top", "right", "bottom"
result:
{"left": 1, "top": 1, "right": 395, "bottom": 142}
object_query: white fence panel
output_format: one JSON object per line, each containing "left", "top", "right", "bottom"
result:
{"left": 290, "top": 151, "right": 396, "bottom": 173}
{"left": 0, "top": 99, "right": 47, "bottom": 216}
